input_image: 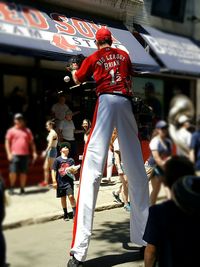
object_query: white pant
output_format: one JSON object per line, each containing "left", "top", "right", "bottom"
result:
{"left": 71, "top": 94, "right": 149, "bottom": 262}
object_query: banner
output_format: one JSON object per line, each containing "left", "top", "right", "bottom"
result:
{"left": 0, "top": 1, "right": 159, "bottom": 71}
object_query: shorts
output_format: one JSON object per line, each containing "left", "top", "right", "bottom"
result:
{"left": 145, "top": 163, "right": 164, "bottom": 180}
{"left": 10, "top": 155, "right": 29, "bottom": 174}
{"left": 47, "top": 147, "right": 57, "bottom": 158}
{"left": 145, "top": 164, "right": 154, "bottom": 180}
{"left": 56, "top": 181, "right": 74, "bottom": 198}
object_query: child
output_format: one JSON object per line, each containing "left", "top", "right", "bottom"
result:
{"left": 51, "top": 142, "right": 78, "bottom": 221}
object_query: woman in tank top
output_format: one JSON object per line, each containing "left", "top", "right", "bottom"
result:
{"left": 39, "top": 120, "right": 58, "bottom": 187}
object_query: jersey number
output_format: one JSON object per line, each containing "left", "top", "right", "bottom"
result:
{"left": 109, "top": 69, "right": 122, "bottom": 85}
{"left": 109, "top": 69, "right": 116, "bottom": 85}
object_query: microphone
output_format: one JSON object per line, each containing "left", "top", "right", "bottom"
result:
{"left": 64, "top": 76, "right": 71, "bottom": 83}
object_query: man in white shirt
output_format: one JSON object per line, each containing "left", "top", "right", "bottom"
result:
{"left": 58, "top": 110, "right": 76, "bottom": 158}
{"left": 175, "top": 115, "right": 192, "bottom": 158}
{"left": 51, "top": 95, "right": 70, "bottom": 127}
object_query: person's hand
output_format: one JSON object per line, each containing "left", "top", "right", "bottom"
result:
{"left": 32, "top": 152, "right": 38, "bottom": 162}
{"left": 52, "top": 182, "right": 57, "bottom": 189}
{"left": 70, "top": 168, "right": 78, "bottom": 174}
{"left": 7, "top": 154, "right": 13, "bottom": 161}
{"left": 41, "top": 150, "right": 47, "bottom": 158}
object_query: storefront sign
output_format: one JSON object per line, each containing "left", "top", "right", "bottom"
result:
{"left": 142, "top": 26, "right": 200, "bottom": 75}
{"left": 0, "top": 2, "right": 127, "bottom": 52}
{"left": 0, "top": 1, "right": 159, "bottom": 71}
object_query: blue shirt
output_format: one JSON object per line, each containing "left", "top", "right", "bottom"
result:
{"left": 190, "top": 130, "right": 200, "bottom": 170}
{"left": 52, "top": 156, "right": 75, "bottom": 189}
{"left": 143, "top": 200, "right": 200, "bottom": 267}
{"left": 147, "top": 136, "right": 172, "bottom": 167}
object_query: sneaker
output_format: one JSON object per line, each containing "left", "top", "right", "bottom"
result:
{"left": 20, "top": 188, "right": 25, "bottom": 195}
{"left": 124, "top": 203, "right": 131, "bottom": 212}
{"left": 8, "top": 188, "right": 14, "bottom": 195}
{"left": 38, "top": 181, "right": 48, "bottom": 187}
{"left": 67, "top": 256, "right": 83, "bottom": 267}
{"left": 112, "top": 191, "right": 122, "bottom": 203}
{"left": 63, "top": 213, "right": 69, "bottom": 221}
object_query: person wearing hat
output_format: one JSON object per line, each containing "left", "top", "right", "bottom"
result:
{"left": 189, "top": 116, "right": 200, "bottom": 175}
{"left": 51, "top": 142, "right": 78, "bottom": 221}
{"left": 144, "top": 120, "right": 172, "bottom": 205}
{"left": 67, "top": 27, "right": 149, "bottom": 266}
{"left": 58, "top": 110, "right": 83, "bottom": 159}
{"left": 5, "top": 113, "right": 37, "bottom": 195}
{"left": 143, "top": 156, "right": 198, "bottom": 267}
{"left": 175, "top": 114, "right": 192, "bottom": 158}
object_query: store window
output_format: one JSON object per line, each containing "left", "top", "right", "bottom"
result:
{"left": 133, "top": 77, "right": 164, "bottom": 140}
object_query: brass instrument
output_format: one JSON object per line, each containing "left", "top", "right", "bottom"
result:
{"left": 168, "top": 94, "right": 194, "bottom": 155}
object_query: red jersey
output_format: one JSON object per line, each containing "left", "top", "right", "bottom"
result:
{"left": 75, "top": 47, "right": 133, "bottom": 96}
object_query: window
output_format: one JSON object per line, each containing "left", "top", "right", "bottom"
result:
{"left": 151, "top": 0, "right": 187, "bottom": 23}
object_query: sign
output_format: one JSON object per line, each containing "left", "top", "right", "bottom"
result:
{"left": 0, "top": 1, "right": 159, "bottom": 71}
{"left": 142, "top": 26, "right": 200, "bottom": 75}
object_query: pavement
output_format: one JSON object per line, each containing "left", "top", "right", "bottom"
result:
{"left": 5, "top": 208, "right": 145, "bottom": 267}
{"left": 3, "top": 176, "right": 167, "bottom": 230}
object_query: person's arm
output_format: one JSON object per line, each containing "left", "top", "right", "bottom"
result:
{"left": 72, "top": 111, "right": 80, "bottom": 117}
{"left": 51, "top": 170, "right": 57, "bottom": 188}
{"left": 189, "top": 149, "right": 195, "bottom": 163}
{"left": 144, "top": 244, "right": 157, "bottom": 267}
{"left": 71, "top": 56, "right": 93, "bottom": 84}
{"left": 74, "top": 129, "right": 84, "bottom": 134}
{"left": 45, "top": 133, "right": 57, "bottom": 154}
{"left": 72, "top": 70, "right": 81, "bottom": 85}
{"left": 152, "top": 150, "right": 166, "bottom": 168}
{"left": 189, "top": 134, "right": 196, "bottom": 163}
{"left": 30, "top": 140, "right": 38, "bottom": 162}
{"left": 143, "top": 206, "right": 160, "bottom": 267}
{"left": 57, "top": 122, "right": 64, "bottom": 141}
{"left": 5, "top": 138, "right": 12, "bottom": 161}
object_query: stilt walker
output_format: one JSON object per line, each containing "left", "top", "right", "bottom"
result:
{"left": 67, "top": 27, "right": 149, "bottom": 267}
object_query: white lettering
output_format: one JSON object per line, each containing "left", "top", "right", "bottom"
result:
{"left": 143, "top": 35, "right": 166, "bottom": 54}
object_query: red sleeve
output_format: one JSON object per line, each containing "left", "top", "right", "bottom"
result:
{"left": 75, "top": 56, "right": 94, "bottom": 83}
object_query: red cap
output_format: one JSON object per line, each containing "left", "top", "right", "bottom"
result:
{"left": 96, "top": 27, "right": 112, "bottom": 41}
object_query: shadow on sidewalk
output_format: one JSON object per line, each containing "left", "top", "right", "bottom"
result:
{"left": 85, "top": 251, "right": 142, "bottom": 267}
{"left": 100, "top": 182, "right": 116, "bottom": 187}
{"left": 10, "top": 187, "right": 50, "bottom": 196}
{"left": 24, "top": 187, "right": 49, "bottom": 195}
{"left": 93, "top": 219, "right": 130, "bottom": 245}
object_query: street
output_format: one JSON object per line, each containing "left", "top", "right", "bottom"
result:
{"left": 4, "top": 208, "right": 144, "bottom": 267}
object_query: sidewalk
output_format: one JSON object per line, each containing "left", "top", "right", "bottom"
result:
{"left": 3, "top": 176, "right": 166, "bottom": 230}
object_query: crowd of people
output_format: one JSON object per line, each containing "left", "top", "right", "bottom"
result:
{"left": 2, "top": 91, "right": 200, "bottom": 266}
{"left": 1, "top": 27, "right": 200, "bottom": 267}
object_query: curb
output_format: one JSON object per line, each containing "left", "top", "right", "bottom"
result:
{"left": 3, "top": 202, "right": 123, "bottom": 231}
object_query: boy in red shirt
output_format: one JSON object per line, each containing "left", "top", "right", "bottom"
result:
{"left": 68, "top": 28, "right": 149, "bottom": 267}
